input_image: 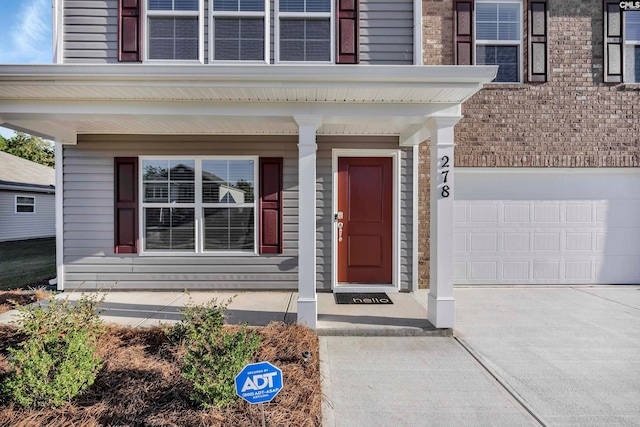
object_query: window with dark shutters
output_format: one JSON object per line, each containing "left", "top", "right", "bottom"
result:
{"left": 118, "top": 0, "right": 142, "bottom": 62}
{"left": 528, "top": 0, "right": 549, "bottom": 82}
{"left": 454, "top": 0, "right": 474, "bottom": 66}
{"left": 336, "top": 0, "right": 359, "bottom": 64}
{"left": 604, "top": 0, "right": 624, "bottom": 83}
{"left": 114, "top": 157, "right": 139, "bottom": 254}
{"left": 259, "top": 158, "right": 283, "bottom": 254}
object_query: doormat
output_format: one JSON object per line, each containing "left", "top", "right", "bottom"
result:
{"left": 334, "top": 293, "right": 393, "bottom": 305}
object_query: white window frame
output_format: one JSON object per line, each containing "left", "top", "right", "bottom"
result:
{"left": 275, "top": 0, "right": 334, "bottom": 64}
{"left": 624, "top": 10, "right": 640, "bottom": 83}
{"left": 139, "top": 156, "right": 259, "bottom": 256}
{"left": 474, "top": 0, "right": 523, "bottom": 83}
{"left": 143, "top": 0, "right": 205, "bottom": 64}
{"left": 209, "top": 0, "right": 270, "bottom": 63}
{"left": 15, "top": 195, "right": 35, "bottom": 214}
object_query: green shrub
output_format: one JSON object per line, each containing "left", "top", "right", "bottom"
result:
{"left": 172, "top": 298, "right": 262, "bottom": 409}
{"left": 1, "top": 293, "right": 104, "bottom": 408}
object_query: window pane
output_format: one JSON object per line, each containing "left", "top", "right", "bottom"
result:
{"left": 628, "top": 45, "right": 640, "bottom": 83}
{"left": 476, "top": 2, "right": 519, "bottom": 41}
{"left": 143, "top": 160, "right": 169, "bottom": 181}
{"left": 145, "top": 208, "right": 195, "bottom": 250}
{"left": 214, "top": 18, "right": 264, "bottom": 60}
{"left": 279, "top": 0, "right": 304, "bottom": 12}
{"left": 144, "top": 183, "right": 169, "bottom": 203}
{"left": 149, "top": 0, "right": 198, "bottom": 11}
{"left": 16, "top": 197, "right": 34, "bottom": 205}
{"left": 170, "top": 160, "right": 195, "bottom": 181}
{"left": 204, "top": 208, "right": 254, "bottom": 250}
{"left": 202, "top": 160, "right": 254, "bottom": 203}
{"left": 214, "top": 0, "right": 263, "bottom": 11}
{"left": 279, "top": 0, "right": 329, "bottom": 12}
{"left": 627, "top": 11, "right": 640, "bottom": 41}
{"left": 149, "top": 18, "right": 199, "bottom": 60}
{"left": 280, "top": 19, "right": 330, "bottom": 61}
{"left": 477, "top": 45, "right": 519, "bottom": 82}
{"left": 17, "top": 205, "right": 34, "bottom": 213}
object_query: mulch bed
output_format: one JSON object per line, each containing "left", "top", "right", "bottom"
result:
{"left": 0, "top": 323, "right": 322, "bottom": 426}
{"left": 0, "top": 289, "right": 51, "bottom": 315}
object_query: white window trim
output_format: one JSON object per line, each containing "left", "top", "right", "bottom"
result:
{"left": 138, "top": 156, "right": 258, "bottom": 256}
{"left": 209, "top": 0, "right": 270, "bottom": 64}
{"left": 274, "top": 0, "right": 334, "bottom": 64}
{"left": 474, "top": 0, "right": 523, "bottom": 83}
{"left": 143, "top": 0, "right": 205, "bottom": 64}
{"left": 15, "top": 195, "right": 36, "bottom": 214}
{"left": 624, "top": 11, "right": 640, "bottom": 83}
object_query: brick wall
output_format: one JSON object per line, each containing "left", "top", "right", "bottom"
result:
{"left": 418, "top": 0, "right": 640, "bottom": 286}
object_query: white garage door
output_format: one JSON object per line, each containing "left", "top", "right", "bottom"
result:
{"left": 453, "top": 169, "right": 640, "bottom": 285}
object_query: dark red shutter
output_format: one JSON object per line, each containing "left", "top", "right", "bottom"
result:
{"left": 454, "top": 0, "right": 474, "bottom": 65}
{"left": 528, "top": 0, "right": 549, "bottom": 82}
{"left": 114, "top": 157, "right": 138, "bottom": 254}
{"left": 604, "top": 0, "right": 623, "bottom": 82}
{"left": 336, "top": 0, "right": 359, "bottom": 64}
{"left": 259, "top": 158, "right": 283, "bottom": 254}
{"left": 118, "top": 0, "right": 142, "bottom": 62}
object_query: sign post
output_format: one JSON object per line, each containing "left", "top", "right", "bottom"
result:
{"left": 235, "top": 362, "right": 283, "bottom": 426}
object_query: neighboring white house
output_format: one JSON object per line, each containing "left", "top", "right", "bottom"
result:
{"left": 0, "top": 151, "right": 55, "bottom": 242}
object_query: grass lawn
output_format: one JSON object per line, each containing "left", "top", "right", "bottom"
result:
{"left": 0, "top": 237, "right": 56, "bottom": 290}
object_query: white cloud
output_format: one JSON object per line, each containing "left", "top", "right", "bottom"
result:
{"left": 9, "top": 0, "right": 51, "bottom": 63}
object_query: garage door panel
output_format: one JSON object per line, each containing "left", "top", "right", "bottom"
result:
{"left": 454, "top": 170, "right": 640, "bottom": 285}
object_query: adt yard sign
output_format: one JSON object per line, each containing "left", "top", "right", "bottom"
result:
{"left": 235, "top": 362, "right": 283, "bottom": 404}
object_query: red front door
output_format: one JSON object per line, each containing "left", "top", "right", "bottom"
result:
{"left": 337, "top": 157, "right": 393, "bottom": 284}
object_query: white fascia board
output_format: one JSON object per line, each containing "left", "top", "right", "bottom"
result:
{"left": 0, "top": 100, "right": 461, "bottom": 121}
{"left": 0, "top": 64, "right": 498, "bottom": 86}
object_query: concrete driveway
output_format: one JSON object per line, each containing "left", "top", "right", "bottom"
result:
{"left": 454, "top": 286, "right": 640, "bottom": 426}
{"left": 322, "top": 286, "right": 640, "bottom": 426}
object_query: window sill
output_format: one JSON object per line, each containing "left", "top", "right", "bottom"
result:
{"left": 138, "top": 251, "right": 259, "bottom": 257}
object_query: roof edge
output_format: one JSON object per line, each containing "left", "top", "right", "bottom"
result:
{"left": 0, "top": 64, "right": 498, "bottom": 85}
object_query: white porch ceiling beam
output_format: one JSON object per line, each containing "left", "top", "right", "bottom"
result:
{"left": 1, "top": 120, "right": 76, "bottom": 144}
{"left": 0, "top": 100, "right": 461, "bottom": 121}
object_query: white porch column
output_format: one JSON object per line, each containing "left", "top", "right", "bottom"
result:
{"left": 294, "top": 115, "right": 322, "bottom": 329}
{"left": 426, "top": 117, "right": 462, "bottom": 328}
{"left": 55, "top": 141, "right": 64, "bottom": 291}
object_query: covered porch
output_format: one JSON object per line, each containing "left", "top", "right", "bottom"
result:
{"left": 0, "top": 64, "right": 496, "bottom": 328}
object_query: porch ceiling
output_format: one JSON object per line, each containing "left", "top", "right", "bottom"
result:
{"left": 0, "top": 64, "right": 497, "bottom": 143}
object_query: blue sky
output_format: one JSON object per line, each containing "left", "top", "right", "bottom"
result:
{"left": 0, "top": 0, "right": 53, "bottom": 139}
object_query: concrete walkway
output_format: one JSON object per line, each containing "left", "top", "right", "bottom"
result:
{"left": 1, "top": 286, "right": 639, "bottom": 426}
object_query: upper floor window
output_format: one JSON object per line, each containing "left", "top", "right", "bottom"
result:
{"left": 276, "top": 0, "right": 332, "bottom": 62}
{"left": 16, "top": 196, "right": 35, "bottom": 214}
{"left": 211, "top": 0, "right": 267, "bottom": 62}
{"left": 147, "top": 0, "right": 202, "bottom": 61}
{"left": 475, "top": 0, "right": 522, "bottom": 83}
{"left": 625, "top": 11, "right": 640, "bottom": 83}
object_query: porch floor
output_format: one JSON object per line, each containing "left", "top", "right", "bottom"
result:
{"left": 0, "top": 290, "right": 449, "bottom": 336}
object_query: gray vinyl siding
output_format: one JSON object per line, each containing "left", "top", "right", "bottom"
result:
{"left": 64, "top": 0, "right": 119, "bottom": 64}
{"left": 62, "top": 135, "right": 412, "bottom": 291}
{"left": 62, "top": 0, "right": 414, "bottom": 65}
{"left": 63, "top": 0, "right": 208, "bottom": 64}
{"left": 359, "top": 0, "right": 414, "bottom": 65}
{"left": 315, "top": 136, "right": 413, "bottom": 292}
{"left": 0, "top": 191, "right": 55, "bottom": 242}
{"left": 62, "top": 135, "right": 299, "bottom": 290}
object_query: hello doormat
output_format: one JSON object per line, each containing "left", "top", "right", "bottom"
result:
{"left": 334, "top": 293, "right": 393, "bottom": 305}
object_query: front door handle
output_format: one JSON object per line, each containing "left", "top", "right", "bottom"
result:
{"left": 337, "top": 222, "right": 343, "bottom": 242}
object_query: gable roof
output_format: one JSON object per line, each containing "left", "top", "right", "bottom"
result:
{"left": 0, "top": 151, "right": 55, "bottom": 193}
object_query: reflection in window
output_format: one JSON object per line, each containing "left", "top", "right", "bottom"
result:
{"left": 141, "top": 158, "right": 256, "bottom": 253}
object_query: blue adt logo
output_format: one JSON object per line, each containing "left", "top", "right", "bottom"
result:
{"left": 235, "top": 362, "right": 283, "bottom": 404}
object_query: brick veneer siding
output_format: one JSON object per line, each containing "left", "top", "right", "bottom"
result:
{"left": 418, "top": 0, "right": 640, "bottom": 287}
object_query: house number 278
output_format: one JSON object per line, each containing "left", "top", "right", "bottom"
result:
{"left": 440, "top": 156, "right": 451, "bottom": 198}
